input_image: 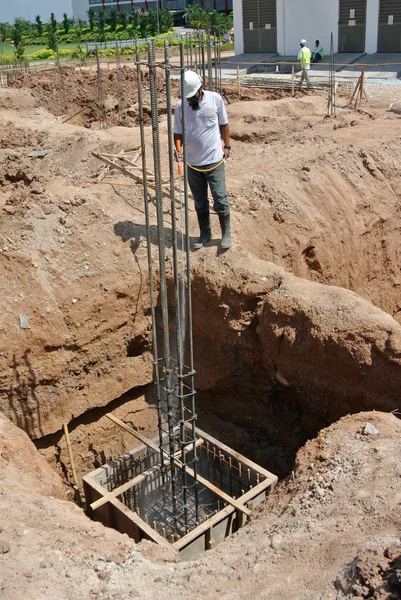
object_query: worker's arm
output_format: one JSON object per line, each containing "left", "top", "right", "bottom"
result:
{"left": 174, "top": 133, "right": 182, "bottom": 162}
{"left": 220, "top": 123, "right": 231, "bottom": 159}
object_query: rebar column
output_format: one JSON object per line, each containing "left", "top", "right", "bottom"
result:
{"left": 56, "top": 46, "right": 68, "bottom": 116}
{"left": 135, "top": 41, "right": 165, "bottom": 479}
{"left": 179, "top": 41, "right": 199, "bottom": 524}
{"left": 207, "top": 34, "right": 213, "bottom": 91}
{"left": 116, "top": 40, "right": 125, "bottom": 125}
{"left": 201, "top": 37, "right": 206, "bottom": 89}
{"left": 164, "top": 41, "right": 189, "bottom": 530}
{"left": 147, "top": 39, "right": 177, "bottom": 521}
{"left": 96, "top": 47, "right": 107, "bottom": 129}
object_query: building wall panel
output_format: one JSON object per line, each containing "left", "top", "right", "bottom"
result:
{"left": 277, "top": 0, "right": 339, "bottom": 56}
{"left": 377, "top": 0, "right": 400, "bottom": 51}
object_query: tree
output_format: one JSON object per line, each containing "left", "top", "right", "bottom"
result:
{"left": 206, "top": 9, "right": 232, "bottom": 39}
{"left": 120, "top": 10, "right": 129, "bottom": 29}
{"left": 130, "top": 10, "right": 139, "bottom": 30}
{"left": 98, "top": 10, "right": 107, "bottom": 41}
{"left": 12, "top": 22, "right": 25, "bottom": 60}
{"left": 160, "top": 8, "right": 173, "bottom": 34}
{"left": 47, "top": 26, "right": 58, "bottom": 51}
{"left": 0, "top": 22, "right": 12, "bottom": 40}
{"left": 108, "top": 7, "right": 118, "bottom": 31}
{"left": 35, "top": 15, "right": 43, "bottom": 36}
{"left": 49, "top": 12, "right": 57, "bottom": 33}
{"left": 87, "top": 8, "right": 96, "bottom": 32}
{"left": 147, "top": 9, "right": 158, "bottom": 36}
{"left": 13, "top": 18, "right": 32, "bottom": 36}
{"left": 185, "top": 4, "right": 208, "bottom": 31}
{"left": 74, "top": 19, "right": 85, "bottom": 63}
{"left": 139, "top": 13, "right": 149, "bottom": 38}
{"left": 62, "top": 13, "right": 70, "bottom": 34}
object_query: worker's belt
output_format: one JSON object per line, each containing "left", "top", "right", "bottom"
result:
{"left": 187, "top": 158, "right": 225, "bottom": 173}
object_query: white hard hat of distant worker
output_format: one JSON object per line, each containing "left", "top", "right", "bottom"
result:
{"left": 300, "top": 39, "right": 307, "bottom": 45}
{"left": 183, "top": 70, "right": 202, "bottom": 98}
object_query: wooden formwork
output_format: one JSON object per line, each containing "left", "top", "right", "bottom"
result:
{"left": 83, "top": 421, "right": 277, "bottom": 561}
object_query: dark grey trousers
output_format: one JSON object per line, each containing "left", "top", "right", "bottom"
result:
{"left": 187, "top": 160, "right": 230, "bottom": 216}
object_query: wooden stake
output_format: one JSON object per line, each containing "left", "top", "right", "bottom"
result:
{"left": 63, "top": 423, "right": 79, "bottom": 489}
{"left": 291, "top": 64, "right": 295, "bottom": 97}
{"left": 350, "top": 76, "right": 361, "bottom": 105}
{"left": 359, "top": 66, "right": 365, "bottom": 107}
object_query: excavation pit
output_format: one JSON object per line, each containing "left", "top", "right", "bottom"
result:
{"left": 83, "top": 424, "right": 277, "bottom": 560}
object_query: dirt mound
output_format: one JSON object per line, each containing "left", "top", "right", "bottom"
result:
{"left": 1, "top": 410, "right": 400, "bottom": 600}
{"left": 190, "top": 253, "right": 401, "bottom": 435}
{"left": 0, "top": 87, "right": 38, "bottom": 111}
{"left": 0, "top": 412, "right": 66, "bottom": 499}
{"left": 0, "top": 121, "right": 45, "bottom": 150}
{"left": 228, "top": 95, "right": 327, "bottom": 118}
{"left": 225, "top": 97, "right": 401, "bottom": 322}
{"left": 222, "top": 83, "right": 314, "bottom": 105}
{"left": 11, "top": 65, "right": 173, "bottom": 127}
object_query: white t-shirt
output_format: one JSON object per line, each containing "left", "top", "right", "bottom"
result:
{"left": 174, "top": 90, "right": 228, "bottom": 166}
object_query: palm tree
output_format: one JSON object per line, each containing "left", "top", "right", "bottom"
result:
{"left": 62, "top": 13, "right": 70, "bottom": 34}
{"left": 120, "top": 11, "right": 129, "bottom": 29}
{"left": 35, "top": 15, "right": 43, "bottom": 36}
{"left": 49, "top": 12, "right": 57, "bottom": 33}
{"left": 98, "top": 10, "right": 107, "bottom": 42}
{"left": 87, "top": 8, "right": 96, "bottom": 32}
{"left": 109, "top": 7, "right": 118, "bottom": 31}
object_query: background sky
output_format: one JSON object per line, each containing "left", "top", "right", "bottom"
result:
{"left": 1, "top": 0, "right": 73, "bottom": 23}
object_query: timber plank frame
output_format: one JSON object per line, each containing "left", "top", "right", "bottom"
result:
{"left": 83, "top": 415, "right": 277, "bottom": 561}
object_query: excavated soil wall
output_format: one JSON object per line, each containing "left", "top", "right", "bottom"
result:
{"left": 34, "top": 256, "right": 401, "bottom": 485}
{"left": 2, "top": 80, "right": 401, "bottom": 491}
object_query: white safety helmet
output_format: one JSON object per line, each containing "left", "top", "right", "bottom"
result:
{"left": 300, "top": 39, "right": 307, "bottom": 45}
{"left": 182, "top": 70, "right": 202, "bottom": 98}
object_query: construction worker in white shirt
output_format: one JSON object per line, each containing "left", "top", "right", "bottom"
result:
{"left": 297, "top": 39, "right": 312, "bottom": 89}
{"left": 311, "top": 40, "right": 324, "bottom": 63}
{"left": 174, "top": 70, "right": 232, "bottom": 250}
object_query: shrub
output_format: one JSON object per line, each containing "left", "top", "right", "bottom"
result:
{"left": 70, "top": 49, "right": 86, "bottom": 60}
{"left": 57, "top": 49, "right": 72, "bottom": 57}
{"left": 29, "top": 48, "right": 57, "bottom": 60}
{"left": 97, "top": 47, "right": 117, "bottom": 57}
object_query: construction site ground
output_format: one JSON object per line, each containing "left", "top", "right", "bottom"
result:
{"left": 1, "top": 67, "right": 401, "bottom": 600}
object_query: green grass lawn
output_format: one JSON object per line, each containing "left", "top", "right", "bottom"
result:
{"left": 0, "top": 41, "right": 80, "bottom": 58}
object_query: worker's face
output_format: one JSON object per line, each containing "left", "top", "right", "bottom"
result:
{"left": 187, "top": 89, "right": 202, "bottom": 111}
{"left": 315, "top": 41, "right": 319, "bottom": 46}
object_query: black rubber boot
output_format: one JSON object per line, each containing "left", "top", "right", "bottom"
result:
{"left": 193, "top": 210, "right": 211, "bottom": 249}
{"left": 218, "top": 213, "right": 232, "bottom": 249}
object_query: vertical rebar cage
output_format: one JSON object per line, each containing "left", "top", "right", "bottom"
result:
{"left": 83, "top": 38, "right": 278, "bottom": 557}
{"left": 133, "top": 37, "right": 225, "bottom": 536}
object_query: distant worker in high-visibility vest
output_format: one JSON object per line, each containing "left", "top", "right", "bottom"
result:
{"left": 297, "top": 39, "right": 312, "bottom": 90}
{"left": 311, "top": 40, "right": 324, "bottom": 63}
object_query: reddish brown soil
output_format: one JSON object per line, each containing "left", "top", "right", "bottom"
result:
{"left": 1, "top": 69, "right": 401, "bottom": 599}
{"left": 10, "top": 65, "right": 309, "bottom": 127}
{"left": 1, "top": 410, "right": 401, "bottom": 599}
